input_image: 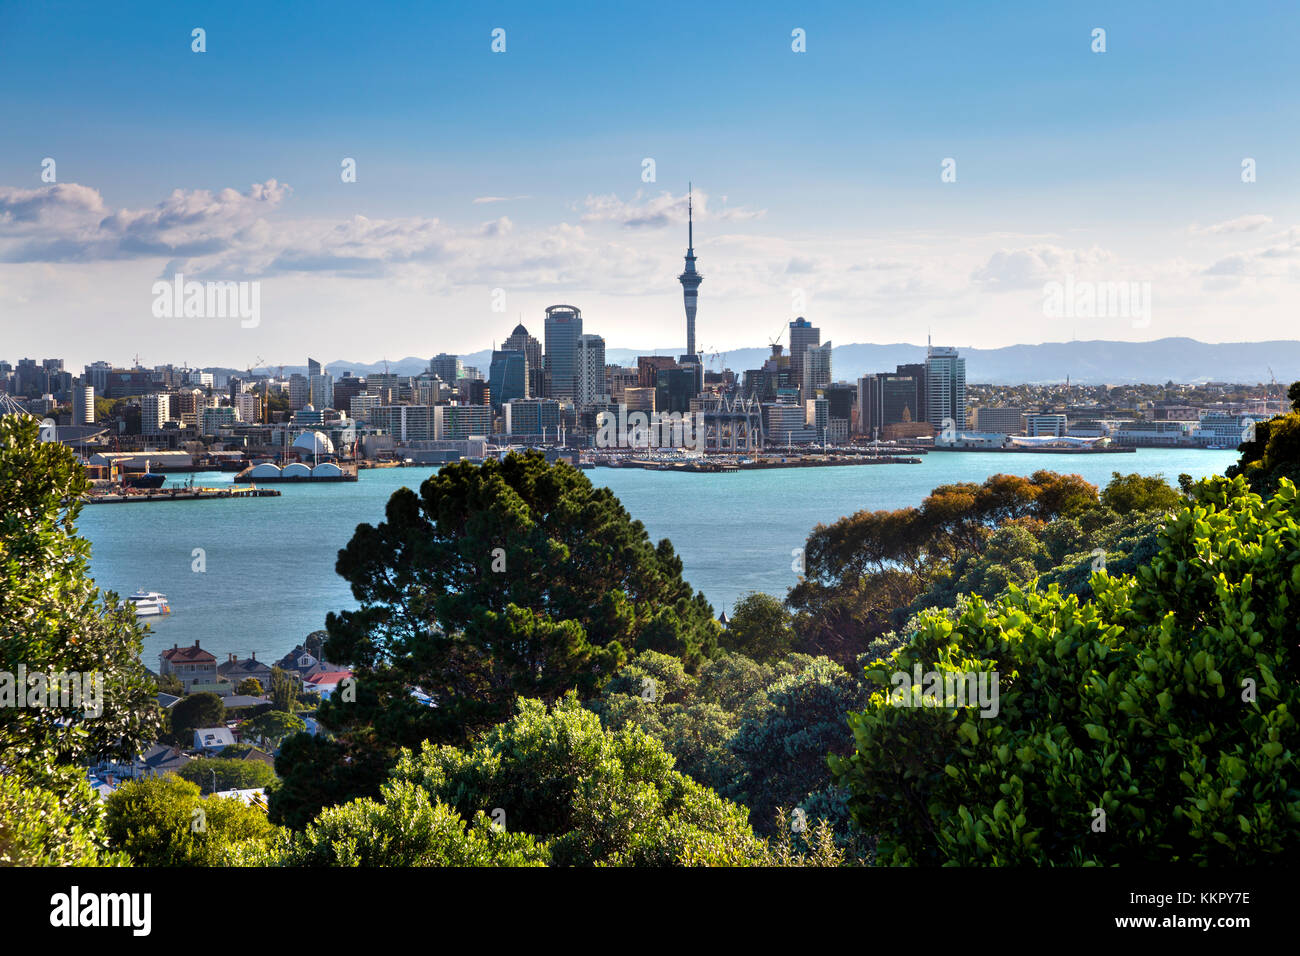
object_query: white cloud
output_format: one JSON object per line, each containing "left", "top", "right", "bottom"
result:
{"left": 1189, "top": 214, "right": 1273, "bottom": 236}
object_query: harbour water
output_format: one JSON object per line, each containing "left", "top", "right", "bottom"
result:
{"left": 78, "top": 448, "right": 1241, "bottom": 669}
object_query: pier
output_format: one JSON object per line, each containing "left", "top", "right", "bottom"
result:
{"left": 83, "top": 486, "right": 282, "bottom": 504}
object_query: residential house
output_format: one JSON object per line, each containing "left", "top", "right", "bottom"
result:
{"left": 217, "top": 652, "right": 273, "bottom": 691}
{"left": 159, "top": 641, "right": 219, "bottom": 692}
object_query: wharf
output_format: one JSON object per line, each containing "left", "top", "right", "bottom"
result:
{"left": 83, "top": 486, "right": 281, "bottom": 504}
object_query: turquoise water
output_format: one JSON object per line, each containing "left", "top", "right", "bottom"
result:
{"left": 78, "top": 449, "right": 1240, "bottom": 670}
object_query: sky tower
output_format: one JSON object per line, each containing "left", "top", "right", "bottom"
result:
{"left": 677, "top": 184, "right": 703, "bottom": 360}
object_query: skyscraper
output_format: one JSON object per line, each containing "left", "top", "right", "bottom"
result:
{"left": 503, "top": 324, "right": 543, "bottom": 398}
{"left": 677, "top": 184, "right": 702, "bottom": 361}
{"left": 430, "top": 353, "right": 461, "bottom": 384}
{"left": 788, "top": 317, "right": 820, "bottom": 395}
{"left": 489, "top": 350, "right": 527, "bottom": 411}
{"left": 543, "top": 305, "right": 582, "bottom": 401}
{"left": 576, "top": 333, "right": 607, "bottom": 408}
{"left": 925, "top": 344, "right": 967, "bottom": 433}
{"left": 802, "top": 341, "right": 833, "bottom": 395}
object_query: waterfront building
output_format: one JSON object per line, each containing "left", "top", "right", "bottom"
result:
{"left": 543, "top": 305, "right": 583, "bottom": 401}
{"left": 763, "top": 402, "right": 817, "bottom": 445}
{"left": 806, "top": 396, "right": 830, "bottom": 441}
{"left": 977, "top": 406, "right": 1025, "bottom": 434}
{"left": 434, "top": 404, "right": 492, "bottom": 440}
{"left": 504, "top": 398, "right": 562, "bottom": 437}
{"left": 160, "top": 641, "right": 218, "bottom": 693}
{"left": 925, "top": 345, "right": 966, "bottom": 433}
{"left": 1023, "top": 413, "right": 1067, "bottom": 437}
{"left": 858, "top": 370, "right": 925, "bottom": 437}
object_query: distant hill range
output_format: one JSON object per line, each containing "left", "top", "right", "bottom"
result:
{"left": 220, "top": 338, "right": 1300, "bottom": 386}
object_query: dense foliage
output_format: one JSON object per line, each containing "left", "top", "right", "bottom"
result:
{"left": 831, "top": 475, "right": 1300, "bottom": 864}
{"left": 274, "top": 452, "right": 720, "bottom": 827}
{"left": 0, "top": 414, "right": 159, "bottom": 864}
{"left": 104, "top": 776, "right": 281, "bottom": 866}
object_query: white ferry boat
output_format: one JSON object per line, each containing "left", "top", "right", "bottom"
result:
{"left": 123, "top": 590, "right": 171, "bottom": 617}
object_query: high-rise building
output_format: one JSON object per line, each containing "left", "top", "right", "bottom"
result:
{"left": 288, "top": 374, "right": 310, "bottom": 410}
{"left": 307, "top": 358, "right": 322, "bottom": 377}
{"left": 503, "top": 324, "right": 543, "bottom": 398}
{"left": 310, "top": 372, "right": 334, "bottom": 410}
{"left": 430, "top": 353, "right": 461, "bottom": 384}
{"left": 84, "top": 361, "right": 112, "bottom": 397}
{"left": 858, "top": 370, "right": 926, "bottom": 437}
{"left": 802, "top": 342, "right": 833, "bottom": 396}
{"left": 333, "top": 374, "right": 366, "bottom": 416}
{"left": 977, "top": 407, "right": 1025, "bottom": 434}
{"left": 788, "top": 318, "right": 820, "bottom": 394}
{"left": 434, "top": 404, "right": 493, "bottom": 440}
{"left": 72, "top": 384, "right": 95, "bottom": 425}
{"left": 677, "top": 184, "right": 703, "bottom": 360}
{"left": 489, "top": 350, "right": 527, "bottom": 411}
{"left": 606, "top": 366, "right": 640, "bottom": 403}
{"left": 543, "top": 305, "right": 582, "bottom": 401}
{"left": 235, "top": 391, "right": 261, "bottom": 424}
{"left": 655, "top": 367, "right": 697, "bottom": 415}
{"left": 925, "top": 345, "right": 967, "bottom": 433}
{"left": 637, "top": 356, "right": 677, "bottom": 389}
{"left": 504, "top": 398, "right": 562, "bottom": 438}
{"left": 141, "top": 393, "right": 171, "bottom": 436}
{"left": 576, "top": 334, "right": 607, "bottom": 407}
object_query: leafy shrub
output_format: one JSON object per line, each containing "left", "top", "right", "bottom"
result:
{"left": 832, "top": 476, "right": 1300, "bottom": 865}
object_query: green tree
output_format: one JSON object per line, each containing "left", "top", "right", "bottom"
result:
{"left": 391, "top": 695, "right": 765, "bottom": 866}
{"left": 832, "top": 475, "right": 1300, "bottom": 865}
{"left": 253, "top": 781, "right": 548, "bottom": 866}
{"left": 0, "top": 774, "right": 128, "bottom": 866}
{"left": 236, "top": 677, "right": 264, "bottom": 696}
{"left": 0, "top": 414, "right": 159, "bottom": 860}
{"left": 170, "top": 692, "right": 226, "bottom": 742}
{"left": 1099, "top": 471, "right": 1184, "bottom": 514}
{"left": 278, "top": 453, "right": 720, "bottom": 827}
{"left": 269, "top": 665, "right": 297, "bottom": 712}
{"left": 1228, "top": 393, "right": 1300, "bottom": 497}
{"left": 104, "top": 776, "right": 281, "bottom": 866}
{"left": 156, "top": 672, "right": 184, "bottom": 696}
{"left": 243, "top": 709, "right": 306, "bottom": 749}
{"left": 178, "top": 756, "right": 277, "bottom": 794}
{"left": 720, "top": 592, "right": 797, "bottom": 662}
{"left": 725, "top": 657, "right": 867, "bottom": 840}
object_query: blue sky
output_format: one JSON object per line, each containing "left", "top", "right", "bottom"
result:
{"left": 2, "top": 0, "right": 1298, "bottom": 368}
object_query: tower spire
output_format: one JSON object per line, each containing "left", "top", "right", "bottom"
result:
{"left": 678, "top": 184, "right": 702, "bottom": 360}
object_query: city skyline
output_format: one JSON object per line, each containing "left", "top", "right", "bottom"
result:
{"left": 4, "top": 1, "right": 1300, "bottom": 367}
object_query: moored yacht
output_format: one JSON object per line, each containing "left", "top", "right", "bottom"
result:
{"left": 123, "top": 590, "right": 170, "bottom": 616}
